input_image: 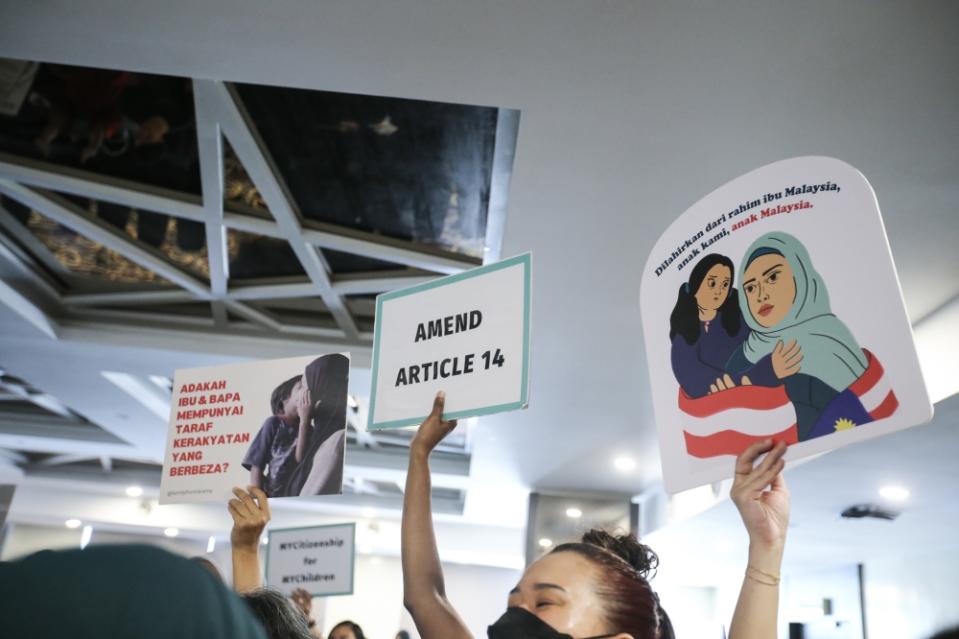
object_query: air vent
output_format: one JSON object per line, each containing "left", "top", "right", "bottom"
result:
{"left": 840, "top": 504, "right": 899, "bottom": 521}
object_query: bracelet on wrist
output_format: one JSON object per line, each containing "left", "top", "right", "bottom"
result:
{"left": 746, "top": 564, "right": 781, "bottom": 586}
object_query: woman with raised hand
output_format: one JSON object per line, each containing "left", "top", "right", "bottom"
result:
{"left": 228, "top": 486, "right": 317, "bottom": 639}
{"left": 402, "top": 392, "right": 790, "bottom": 639}
{"left": 228, "top": 485, "right": 272, "bottom": 593}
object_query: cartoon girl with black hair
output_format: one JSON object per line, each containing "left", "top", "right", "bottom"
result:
{"left": 669, "top": 253, "right": 778, "bottom": 398}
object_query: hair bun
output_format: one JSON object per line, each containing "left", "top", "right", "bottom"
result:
{"left": 580, "top": 529, "right": 659, "bottom": 579}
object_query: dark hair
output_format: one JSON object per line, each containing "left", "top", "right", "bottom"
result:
{"left": 929, "top": 629, "right": 959, "bottom": 639}
{"left": 271, "top": 375, "right": 302, "bottom": 415}
{"left": 551, "top": 530, "right": 675, "bottom": 639}
{"left": 395, "top": 632, "right": 411, "bottom": 639}
{"left": 242, "top": 588, "right": 313, "bottom": 639}
{"left": 669, "top": 253, "right": 740, "bottom": 345}
{"left": 745, "top": 246, "right": 784, "bottom": 271}
{"left": 329, "top": 620, "right": 366, "bottom": 639}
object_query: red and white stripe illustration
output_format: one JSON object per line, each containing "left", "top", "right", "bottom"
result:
{"left": 680, "top": 350, "right": 898, "bottom": 458}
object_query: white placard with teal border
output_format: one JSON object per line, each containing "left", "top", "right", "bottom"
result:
{"left": 368, "top": 253, "right": 531, "bottom": 429}
{"left": 265, "top": 522, "right": 355, "bottom": 597}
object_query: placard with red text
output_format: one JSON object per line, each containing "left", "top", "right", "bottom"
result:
{"left": 159, "top": 353, "right": 350, "bottom": 504}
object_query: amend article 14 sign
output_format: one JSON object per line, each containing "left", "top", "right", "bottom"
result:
{"left": 368, "top": 253, "right": 532, "bottom": 430}
{"left": 265, "top": 523, "right": 355, "bottom": 597}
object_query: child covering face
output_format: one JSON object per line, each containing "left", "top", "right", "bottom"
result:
{"left": 242, "top": 354, "right": 350, "bottom": 498}
{"left": 242, "top": 375, "right": 307, "bottom": 497}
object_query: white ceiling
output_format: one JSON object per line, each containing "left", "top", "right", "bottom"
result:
{"left": 0, "top": 0, "right": 957, "bottom": 564}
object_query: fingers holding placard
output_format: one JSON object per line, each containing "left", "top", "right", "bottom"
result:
{"left": 411, "top": 392, "right": 459, "bottom": 455}
{"left": 731, "top": 440, "right": 790, "bottom": 548}
{"left": 229, "top": 485, "right": 270, "bottom": 548}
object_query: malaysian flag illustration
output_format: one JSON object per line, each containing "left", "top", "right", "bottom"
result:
{"left": 680, "top": 350, "right": 898, "bottom": 458}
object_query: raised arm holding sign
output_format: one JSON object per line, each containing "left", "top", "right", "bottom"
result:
{"left": 228, "top": 485, "right": 271, "bottom": 593}
{"left": 401, "top": 393, "right": 790, "bottom": 639}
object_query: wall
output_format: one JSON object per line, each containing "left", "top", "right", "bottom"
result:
{"left": 779, "top": 564, "right": 864, "bottom": 639}
{"left": 321, "top": 554, "right": 520, "bottom": 639}
{"left": 655, "top": 583, "right": 723, "bottom": 638}
{"left": 1, "top": 521, "right": 235, "bottom": 579}
{"left": 862, "top": 548, "right": 959, "bottom": 639}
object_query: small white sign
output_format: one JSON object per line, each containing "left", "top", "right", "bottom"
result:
{"left": 266, "top": 523, "right": 355, "bottom": 597}
{"left": 368, "top": 253, "right": 532, "bottom": 429}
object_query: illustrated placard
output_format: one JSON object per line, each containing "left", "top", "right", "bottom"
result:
{"left": 640, "top": 157, "right": 933, "bottom": 493}
{"left": 266, "top": 523, "right": 355, "bottom": 597}
{"left": 159, "top": 353, "right": 350, "bottom": 504}
{"left": 369, "top": 253, "right": 531, "bottom": 429}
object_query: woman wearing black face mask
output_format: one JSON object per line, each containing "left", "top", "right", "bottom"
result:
{"left": 403, "top": 392, "right": 790, "bottom": 639}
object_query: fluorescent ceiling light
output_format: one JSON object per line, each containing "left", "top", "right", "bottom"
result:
{"left": 538, "top": 537, "right": 553, "bottom": 548}
{"left": 207, "top": 536, "right": 216, "bottom": 553}
{"left": 879, "top": 485, "right": 910, "bottom": 502}
{"left": 65, "top": 518, "right": 81, "bottom": 528}
{"left": 101, "top": 371, "right": 171, "bottom": 419}
{"left": 164, "top": 527, "right": 179, "bottom": 538}
{"left": 80, "top": 525, "right": 93, "bottom": 549}
{"left": 614, "top": 455, "right": 637, "bottom": 472}
{"left": 125, "top": 485, "right": 143, "bottom": 498}
{"left": 149, "top": 375, "right": 173, "bottom": 394}
{"left": 914, "top": 296, "right": 959, "bottom": 404}
{"left": 566, "top": 507, "right": 583, "bottom": 519}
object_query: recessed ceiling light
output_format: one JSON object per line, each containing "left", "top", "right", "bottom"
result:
{"left": 164, "top": 527, "right": 179, "bottom": 538}
{"left": 65, "top": 519, "right": 82, "bottom": 529}
{"left": 261, "top": 536, "right": 269, "bottom": 545}
{"left": 538, "top": 537, "right": 553, "bottom": 548}
{"left": 614, "top": 456, "right": 636, "bottom": 472}
{"left": 879, "top": 485, "right": 910, "bottom": 502}
{"left": 126, "top": 485, "right": 143, "bottom": 497}
{"left": 566, "top": 507, "right": 583, "bottom": 519}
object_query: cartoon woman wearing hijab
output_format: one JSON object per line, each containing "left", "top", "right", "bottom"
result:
{"left": 669, "top": 253, "right": 779, "bottom": 398}
{"left": 726, "top": 232, "right": 874, "bottom": 441}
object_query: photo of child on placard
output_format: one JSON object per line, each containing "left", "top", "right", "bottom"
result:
{"left": 243, "top": 353, "right": 350, "bottom": 498}
{"left": 160, "top": 353, "right": 350, "bottom": 504}
{"left": 641, "top": 156, "right": 932, "bottom": 493}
